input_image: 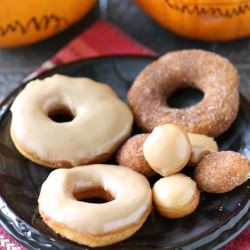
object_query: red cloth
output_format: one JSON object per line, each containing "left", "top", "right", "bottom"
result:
{"left": 52, "top": 21, "right": 156, "bottom": 64}
{"left": 223, "top": 229, "right": 250, "bottom": 250}
{"left": 1, "top": 20, "right": 248, "bottom": 250}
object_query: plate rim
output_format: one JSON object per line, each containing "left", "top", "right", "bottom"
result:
{"left": 0, "top": 55, "right": 249, "bottom": 250}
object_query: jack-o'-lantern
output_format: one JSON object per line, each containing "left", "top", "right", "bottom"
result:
{"left": 135, "top": 0, "right": 250, "bottom": 41}
{"left": 0, "top": 0, "right": 96, "bottom": 47}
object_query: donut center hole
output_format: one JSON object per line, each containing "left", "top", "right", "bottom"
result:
{"left": 47, "top": 105, "right": 74, "bottom": 123}
{"left": 73, "top": 188, "right": 114, "bottom": 204}
{"left": 167, "top": 87, "right": 204, "bottom": 108}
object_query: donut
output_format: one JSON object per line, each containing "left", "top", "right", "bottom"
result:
{"left": 188, "top": 133, "right": 218, "bottom": 166}
{"left": 143, "top": 124, "right": 191, "bottom": 176}
{"left": 128, "top": 49, "right": 239, "bottom": 137}
{"left": 116, "top": 134, "right": 155, "bottom": 177}
{"left": 152, "top": 174, "right": 200, "bottom": 219}
{"left": 194, "top": 151, "right": 250, "bottom": 193}
{"left": 10, "top": 74, "right": 133, "bottom": 168}
{"left": 117, "top": 124, "right": 219, "bottom": 176}
{"left": 38, "top": 164, "right": 152, "bottom": 247}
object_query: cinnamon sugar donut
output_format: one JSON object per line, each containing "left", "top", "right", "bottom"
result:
{"left": 10, "top": 74, "right": 133, "bottom": 168}
{"left": 116, "top": 134, "right": 155, "bottom": 177}
{"left": 194, "top": 151, "right": 250, "bottom": 193}
{"left": 128, "top": 50, "right": 239, "bottom": 137}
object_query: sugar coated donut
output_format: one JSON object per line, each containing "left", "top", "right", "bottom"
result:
{"left": 10, "top": 74, "right": 133, "bottom": 168}
{"left": 128, "top": 49, "right": 239, "bottom": 137}
{"left": 153, "top": 174, "right": 200, "bottom": 219}
{"left": 143, "top": 124, "right": 191, "bottom": 176}
{"left": 195, "top": 151, "right": 250, "bottom": 193}
{"left": 116, "top": 134, "right": 155, "bottom": 177}
{"left": 38, "top": 164, "right": 152, "bottom": 247}
{"left": 188, "top": 133, "right": 218, "bottom": 166}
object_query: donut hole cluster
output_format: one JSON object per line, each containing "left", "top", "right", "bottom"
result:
{"left": 73, "top": 187, "right": 114, "bottom": 204}
{"left": 47, "top": 104, "right": 75, "bottom": 123}
{"left": 167, "top": 87, "right": 204, "bottom": 109}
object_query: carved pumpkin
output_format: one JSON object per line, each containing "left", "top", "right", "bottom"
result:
{"left": 0, "top": 0, "right": 96, "bottom": 47}
{"left": 135, "top": 0, "right": 250, "bottom": 41}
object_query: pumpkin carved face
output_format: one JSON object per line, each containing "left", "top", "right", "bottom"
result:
{"left": 135, "top": 0, "right": 250, "bottom": 41}
{"left": 0, "top": 0, "right": 96, "bottom": 47}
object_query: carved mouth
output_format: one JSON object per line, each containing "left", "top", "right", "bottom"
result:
{"left": 164, "top": 0, "right": 250, "bottom": 18}
{"left": 0, "top": 14, "right": 68, "bottom": 37}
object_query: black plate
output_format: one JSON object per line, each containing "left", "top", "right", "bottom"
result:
{"left": 0, "top": 55, "right": 249, "bottom": 250}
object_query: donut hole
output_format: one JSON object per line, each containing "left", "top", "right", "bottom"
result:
{"left": 73, "top": 188, "right": 114, "bottom": 204}
{"left": 47, "top": 105, "right": 75, "bottom": 123}
{"left": 167, "top": 87, "right": 204, "bottom": 109}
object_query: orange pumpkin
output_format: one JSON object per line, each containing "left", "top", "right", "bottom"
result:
{"left": 135, "top": 0, "right": 250, "bottom": 41}
{"left": 0, "top": 0, "right": 96, "bottom": 47}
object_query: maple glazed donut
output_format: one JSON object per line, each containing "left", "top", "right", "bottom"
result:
{"left": 153, "top": 174, "right": 200, "bottom": 219}
{"left": 10, "top": 74, "right": 133, "bottom": 168}
{"left": 188, "top": 133, "right": 218, "bottom": 165}
{"left": 143, "top": 124, "right": 191, "bottom": 177}
{"left": 38, "top": 164, "right": 152, "bottom": 247}
{"left": 128, "top": 49, "right": 239, "bottom": 137}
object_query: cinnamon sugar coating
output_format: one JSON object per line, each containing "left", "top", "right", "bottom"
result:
{"left": 116, "top": 134, "right": 156, "bottom": 177}
{"left": 128, "top": 50, "right": 239, "bottom": 137}
{"left": 194, "top": 151, "right": 250, "bottom": 193}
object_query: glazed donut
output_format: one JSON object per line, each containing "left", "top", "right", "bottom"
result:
{"left": 194, "top": 151, "right": 250, "bottom": 193}
{"left": 153, "top": 174, "right": 200, "bottom": 219}
{"left": 143, "top": 124, "right": 191, "bottom": 176}
{"left": 10, "top": 74, "right": 133, "bottom": 168}
{"left": 128, "top": 49, "right": 239, "bottom": 137}
{"left": 116, "top": 134, "right": 155, "bottom": 177}
{"left": 188, "top": 133, "right": 218, "bottom": 166}
{"left": 38, "top": 164, "right": 152, "bottom": 247}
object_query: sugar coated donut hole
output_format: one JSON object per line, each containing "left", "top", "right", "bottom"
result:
{"left": 194, "top": 151, "right": 250, "bottom": 193}
{"left": 116, "top": 134, "right": 156, "bottom": 177}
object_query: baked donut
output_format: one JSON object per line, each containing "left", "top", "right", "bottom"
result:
{"left": 143, "top": 124, "right": 191, "bottom": 176}
{"left": 38, "top": 164, "right": 152, "bottom": 247}
{"left": 188, "top": 133, "right": 218, "bottom": 166}
{"left": 153, "top": 174, "right": 200, "bottom": 219}
{"left": 194, "top": 151, "right": 250, "bottom": 193}
{"left": 128, "top": 49, "right": 239, "bottom": 137}
{"left": 10, "top": 74, "right": 133, "bottom": 168}
{"left": 116, "top": 134, "right": 155, "bottom": 177}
